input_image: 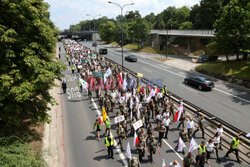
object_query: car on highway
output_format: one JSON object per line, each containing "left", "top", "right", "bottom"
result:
{"left": 184, "top": 76, "right": 214, "bottom": 90}
{"left": 125, "top": 55, "right": 137, "bottom": 62}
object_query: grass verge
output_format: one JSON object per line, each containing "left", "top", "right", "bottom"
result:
{"left": 124, "top": 43, "right": 178, "bottom": 55}
{"left": 151, "top": 57, "right": 173, "bottom": 62}
{"left": 195, "top": 59, "right": 250, "bottom": 81}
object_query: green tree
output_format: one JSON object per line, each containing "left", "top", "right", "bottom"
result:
{"left": 214, "top": 0, "right": 250, "bottom": 61}
{"left": 190, "top": 0, "right": 221, "bottom": 29}
{"left": 128, "top": 18, "right": 150, "bottom": 48}
{"left": 99, "top": 21, "right": 116, "bottom": 43}
{"left": 0, "top": 0, "right": 65, "bottom": 127}
{"left": 179, "top": 21, "right": 193, "bottom": 30}
{"left": 176, "top": 6, "right": 190, "bottom": 26}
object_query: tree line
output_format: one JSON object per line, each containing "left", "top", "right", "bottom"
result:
{"left": 70, "top": 0, "right": 249, "bottom": 61}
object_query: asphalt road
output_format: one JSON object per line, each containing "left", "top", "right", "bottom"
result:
{"left": 81, "top": 41, "right": 250, "bottom": 133}
{"left": 59, "top": 42, "right": 248, "bottom": 167}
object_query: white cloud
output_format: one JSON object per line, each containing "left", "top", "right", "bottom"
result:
{"left": 44, "top": 0, "right": 200, "bottom": 30}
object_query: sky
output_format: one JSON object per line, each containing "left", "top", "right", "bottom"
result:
{"left": 44, "top": 0, "right": 200, "bottom": 30}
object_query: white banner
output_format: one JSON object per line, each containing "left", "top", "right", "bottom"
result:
{"left": 133, "top": 120, "right": 143, "bottom": 130}
{"left": 104, "top": 67, "right": 112, "bottom": 83}
{"left": 114, "top": 115, "right": 125, "bottom": 123}
{"left": 79, "top": 78, "right": 88, "bottom": 89}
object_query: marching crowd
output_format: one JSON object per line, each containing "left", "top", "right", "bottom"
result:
{"left": 61, "top": 39, "right": 244, "bottom": 167}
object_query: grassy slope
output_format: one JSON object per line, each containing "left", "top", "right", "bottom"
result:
{"left": 195, "top": 59, "right": 250, "bottom": 81}
{"left": 124, "top": 43, "right": 178, "bottom": 55}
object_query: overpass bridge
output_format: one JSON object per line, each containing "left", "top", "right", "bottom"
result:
{"left": 59, "top": 30, "right": 101, "bottom": 41}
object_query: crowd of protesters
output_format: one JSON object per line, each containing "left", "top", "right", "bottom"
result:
{"left": 61, "top": 39, "right": 244, "bottom": 167}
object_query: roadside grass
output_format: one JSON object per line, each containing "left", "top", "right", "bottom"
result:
{"left": 124, "top": 43, "right": 178, "bottom": 55}
{"left": 109, "top": 41, "right": 118, "bottom": 46}
{"left": 195, "top": 58, "right": 250, "bottom": 81}
{"left": 0, "top": 122, "right": 46, "bottom": 167}
{"left": 151, "top": 57, "right": 173, "bottom": 62}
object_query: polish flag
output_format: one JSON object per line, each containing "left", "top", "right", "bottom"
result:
{"left": 126, "top": 142, "right": 132, "bottom": 160}
{"left": 118, "top": 73, "right": 123, "bottom": 85}
{"left": 162, "top": 158, "right": 166, "bottom": 167}
{"left": 174, "top": 101, "right": 183, "bottom": 122}
{"left": 156, "top": 88, "right": 160, "bottom": 93}
{"left": 141, "top": 86, "right": 144, "bottom": 93}
{"left": 133, "top": 132, "right": 139, "bottom": 148}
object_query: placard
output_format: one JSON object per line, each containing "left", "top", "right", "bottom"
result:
{"left": 133, "top": 120, "right": 143, "bottom": 130}
{"left": 114, "top": 115, "right": 125, "bottom": 123}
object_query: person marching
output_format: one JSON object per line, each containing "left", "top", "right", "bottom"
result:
{"left": 62, "top": 81, "right": 67, "bottom": 94}
{"left": 162, "top": 115, "right": 171, "bottom": 139}
{"left": 176, "top": 127, "right": 189, "bottom": 154}
{"left": 213, "top": 132, "right": 221, "bottom": 162}
{"left": 116, "top": 124, "right": 127, "bottom": 151}
{"left": 93, "top": 119, "right": 101, "bottom": 141}
{"left": 105, "top": 134, "right": 114, "bottom": 159}
{"left": 136, "top": 137, "right": 144, "bottom": 163}
{"left": 104, "top": 118, "right": 111, "bottom": 135}
{"left": 79, "top": 79, "right": 82, "bottom": 92}
{"left": 193, "top": 114, "right": 205, "bottom": 139}
{"left": 225, "top": 132, "right": 243, "bottom": 163}
{"left": 129, "top": 157, "right": 141, "bottom": 167}
{"left": 158, "top": 123, "right": 166, "bottom": 147}
{"left": 148, "top": 136, "right": 160, "bottom": 164}
{"left": 183, "top": 152, "right": 196, "bottom": 167}
{"left": 71, "top": 65, "right": 75, "bottom": 74}
{"left": 198, "top": 141, "right": 206, "bottom": 156}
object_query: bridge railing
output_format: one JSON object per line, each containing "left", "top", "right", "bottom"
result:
{"left": 150, "top": 29, "right": 215, "bottom": 36}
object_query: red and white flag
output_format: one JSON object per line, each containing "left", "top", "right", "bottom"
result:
{"left": 189, "top": 138, "right": 199, "bottom": 152}
{"left": 174, "top": 101, "right": 183, "bottom": 122}
{"left": 177, "top": 137, "right": 186, "bottom": 152}
{"left": 118, "top": 72, "right": 123, "bottom": 85}
{"left": 162, "top": 158, "right": 166, "bottom": 167}
{"left": 98, "top": 116, "right": 102, "bottom": 124}
{"left": 133, "top": 132, "right": 139, "bottom": 148}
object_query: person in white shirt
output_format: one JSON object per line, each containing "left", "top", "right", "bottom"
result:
{"left": 216, "top": 124, "right": 223, "bottom": 150}
{"left": 155, "top": 112, "right": 162, "bottom": 128}
{"left": 162, "top": 116, "right": 171, "bottom": 139}
{"left": 163, "top": 110, "right": 170, "bottom": 118}
{"left": 205, "top": 139, "right": 216, "bottom": 160}
{"left": 213, "top": 132, "right": 221, "bottom": 162}
{"left": 186, "top": 117, "right": 194, "bottom": 139}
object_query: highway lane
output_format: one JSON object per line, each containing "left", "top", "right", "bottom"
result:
{"left": 82, "top": 41, "right": 250, "bottom": 132}
{"left": 59, "top": 42, "right": 249, "bottom": 167}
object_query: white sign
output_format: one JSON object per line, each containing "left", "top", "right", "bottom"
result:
{"left": 79, "top": 78, "right": 88, "bottom": 89}
{"left": 78, "top": 65, "right": 83, "bottom": 69}
{"left": 114, "top": 115, "right": 125, "bottom": 123}
{"left": 133, "top": 120, "right": 143, "bottom": 130}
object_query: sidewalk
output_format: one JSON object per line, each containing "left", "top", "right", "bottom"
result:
{"left": 43, "top": 45, "right": 66, "bottom": 167}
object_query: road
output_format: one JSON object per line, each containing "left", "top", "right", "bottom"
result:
{"left": 59, "top": 42, "right": 248, "bottom": 167}
{"left": 82, "top": 41, "right": 250, "bottom": 133}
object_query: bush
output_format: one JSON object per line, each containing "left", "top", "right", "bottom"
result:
{"left": 0, "top": 136, "right": 47, "bottom": 167}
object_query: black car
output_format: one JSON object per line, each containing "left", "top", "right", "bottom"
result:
{"left": 125, "top": 55, "right": 137, "bottom": 62}
{"left": 184, "top": 76, "right": 214, "bottom": 90}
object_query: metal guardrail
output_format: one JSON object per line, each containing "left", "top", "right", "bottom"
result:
{"left": 104, "top": 57, "right": 250, "bottom": 164}
{"left": 150, "top": 29, "right": 215, "bottom": 37}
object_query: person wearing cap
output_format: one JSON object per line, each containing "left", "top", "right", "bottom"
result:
{"left": 158, "top": 123, "right": 166, "bottom": 147}
{"left": 168, "top": 160, "right": 181, "bottom": 167}
{"left": 129, "top": 157, "right": 141, "bottom": 167}
{"left": 183, "top": 152, "right": 195, "bottom": 167}
{"left": 116, "top": 124, "right": 127, "bottom": 151}
{"left": 193, "top": 114, "right": 206, "bottom": 139}
{"left": 148, "top": 136, "right": 159, "bottom": 164}
{"left": 104, "top": 134, "right": 114, "bottom": 159}
{"left": 104, "top": 118, "right": 111, "bottom": 135}
{"left": 225, "top": 132, "right": 243, "bottom": 163}
{"left": 136, "top": 137, "right": 144, "bottom": 163}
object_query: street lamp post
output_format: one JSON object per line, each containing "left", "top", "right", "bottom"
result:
{"left": 166, "top": 19, "right": 172, "bottom": 58}
{"left": 108, "top": 1, "right": 134, "bottom": 67}
{"left": 86, "top": 14, "right": 101, "bottom": 31}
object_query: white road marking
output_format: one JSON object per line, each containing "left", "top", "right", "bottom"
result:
{"left": 142, "top": 67, "right": 152, "bottom": 73}
{"left": 137, "top": 59, "right": 250, "bottom": 103}
{"left": 162, "top": 139, "right": 183, "bottom": 160}
{"left": 91, "top": 98, "right": 128, "bottom": 167}
{"left": 214, "top": 88, "right": 250, "bottom": 103}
